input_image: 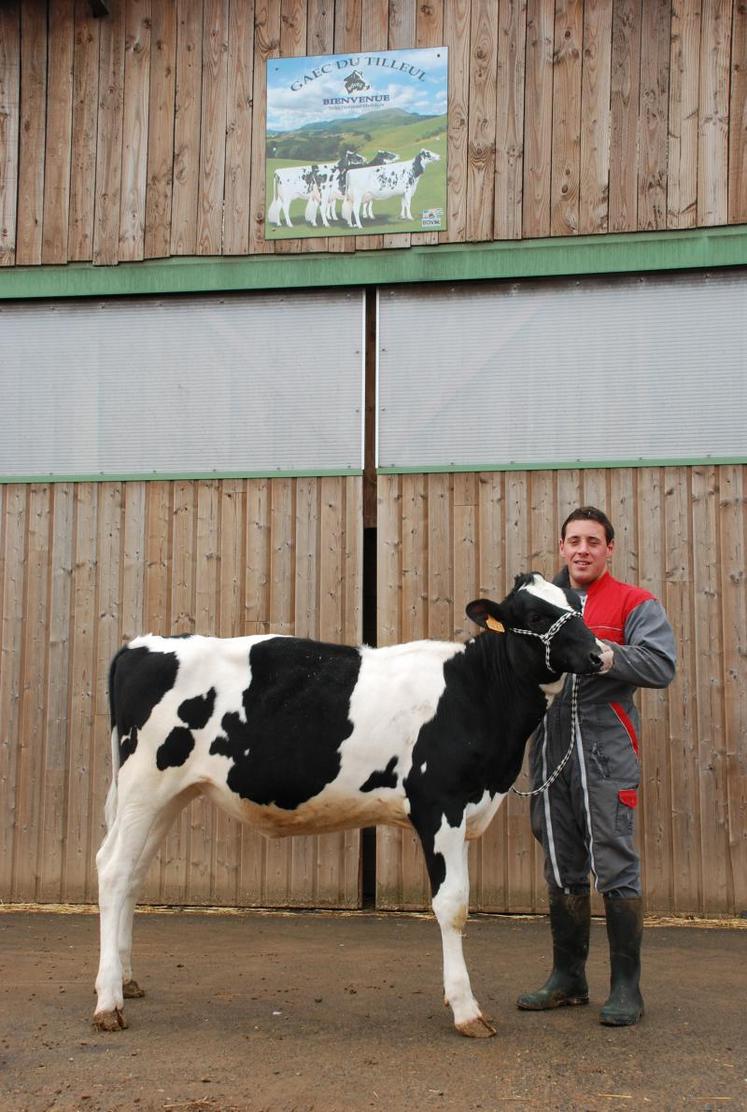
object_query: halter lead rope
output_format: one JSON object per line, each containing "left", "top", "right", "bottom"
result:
{"left": 505, "top": 608, "right": 583, "bottom": 799}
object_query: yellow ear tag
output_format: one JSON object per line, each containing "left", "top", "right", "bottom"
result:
{"left": 485, "top": 616, "right": 505, "bottom": 634}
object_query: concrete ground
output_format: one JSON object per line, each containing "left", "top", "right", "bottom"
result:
{"left": 0, "top": 907, "right": 744, "bottom": 1112}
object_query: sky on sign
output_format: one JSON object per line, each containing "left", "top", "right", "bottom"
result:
{"left": 266, "top": 48, "right": 448, "bottom": 132}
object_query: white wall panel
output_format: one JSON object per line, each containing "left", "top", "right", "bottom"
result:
{"left": 1, "top": 290, "right": 364, "bottom": 478}
{"left": 377, "top": 271, "right": 747, "bottom": 469}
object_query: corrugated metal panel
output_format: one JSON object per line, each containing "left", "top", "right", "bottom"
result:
{"left": 377, "top": 271, "right": 747, "bottom": 469}
{"left": 1, "top": 290, "right": 365, "bottom": 478}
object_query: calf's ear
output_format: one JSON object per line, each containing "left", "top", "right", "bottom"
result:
{"left": 466, "top": 598, "right": 506, "bottom": 632}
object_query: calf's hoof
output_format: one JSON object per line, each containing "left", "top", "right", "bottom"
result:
{"left": 122, "top": 979, "right": 145, "bottom": 999}
{"left": 93, "top": 1007, "right": 128, "bottom": 1031}
{"left": 456, "top": 1014, "right": 496, "bottom": 1038}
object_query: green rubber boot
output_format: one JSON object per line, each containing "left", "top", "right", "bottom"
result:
{"left": 599, "top": 895, "right": 644, "bottom": 1026}
{"left": 517, "top": 890, "right": 590, "bottom": 1010}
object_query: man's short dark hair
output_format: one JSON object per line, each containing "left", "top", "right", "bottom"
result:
{"left": 561, "top": 506, "right": 615, "bottom": 544}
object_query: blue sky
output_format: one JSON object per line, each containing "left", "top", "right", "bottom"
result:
{"left": 267, "top": 47, "right": 448, "bottom": 132}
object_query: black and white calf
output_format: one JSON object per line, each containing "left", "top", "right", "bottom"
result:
{"left": 93, "top": 573, "right": 603, "bottom": 1037}
{"left": 341, "top": 148, "right": 440, "bottom": 228}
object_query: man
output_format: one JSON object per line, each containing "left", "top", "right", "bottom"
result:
{"left": 517, "top": 506, "right": 676, "bottom": 1026}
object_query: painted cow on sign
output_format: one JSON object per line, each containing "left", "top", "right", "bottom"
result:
{"left": 93, "top": 573, "right": 603, "bottom": 1037}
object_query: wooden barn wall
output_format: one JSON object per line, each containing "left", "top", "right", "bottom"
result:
{"left": 375, "top": 465, "right": 746, "bottom": 919}
{"left": 0, "top": 476, "right": 363, "bottom": 908}
{"left": 1, "top": 0, "right": 747, "bottom": 267}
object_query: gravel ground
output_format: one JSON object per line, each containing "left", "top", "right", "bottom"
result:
{"left": 0, "top": 908, "right": 744, "bottom": 1112}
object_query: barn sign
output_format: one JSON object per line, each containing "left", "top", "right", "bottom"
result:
{"left": 265, "top": 47, "right": 448, "bottom": 238}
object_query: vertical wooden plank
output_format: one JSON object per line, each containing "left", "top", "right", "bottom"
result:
{"left": 249, "top": 0, "right": 280, "bottom": 254}
{"left": 579, "top": 0, "right": 612, "bottom": 234}
{"left": 523, "top": 0, "right": 554, "bottom": 237}
{"left": 68, "top": 0, "right": 100, "bottom": 260}
{"left": 63, "top": 485, "right": 97, "bottom": 902}
{"left": 171, "top": 0, "right": 204, "bottom": 255}
{"left": 342, "top": 476, "right": 363, "bottom": 647}
{"left": 144, "top": 1, "right": 177, "bottom": 258}
{"left": 223, "top": 0, "right": 255, "bottom": 255}
{"left": 294, "top": 477, "right": 320, "bottom": 640}
{"left": 411, "top": 0, "right": 444, "bottom": 247}
{"left": 427, "top": 472, "right": 452, "bottom": 640}
{"left": 466, "top": 0, "right": 498, "bottom": 242}
{"left": 718, "top": 466, "right": 746, "bottom": 915}
{"left": 609, "top": 0, "right": 641, "bottom": 232}
{"left": 401, "top": 474, "right": 428, "bottom": 642}
{"left": 16, "top": 1, "right": 47, "bottom": 265}
{"left": 691, "top": 466, "right": 730, "bottom": 914}
{"left": 12, "top": 487, "right": 51, "bottom": 900}
{"left": 197, "top": 0, "right": 229, "bottom": 254}
{"left": 453, "top": 474, "right": 477, "bottom": 638}
{"left": 320, "top": 478, "right": 346, "bottom": 644}
{"left": 494, "top": 0, "right": 527, "bottom": 241}
{"left": 440, "top": 0, "right": 470, "bottom": 244}
{"left": 667, "top": 0, "right": 701, "bottom": 229}
{"left": 728, "top": 0, "right": 747, "bottom": 222}
{"left": 636, "top": 469, "right": 673, "bottom": 914}
{"left": 118, "top": 0, "right": 151, "bottom": 261}
{"left": 42, "top": 0, "right": 75, "bottom": 264}
{"left": 88, "top": 484, "right": 123, "bottom": 901}
{"left": 38, "top": 485, "right": 74, "bottom": 902}
{"left": 550, "top": 0, "right": 583, "bottom": 237}
{"left": 93, "top": 0, "right": 126, "bottom": 265}
{"left": 274, "top": 0, "right": 310, "bottom": 257}
{"left": 697, "top": 0, "right": 731, "bottom": 227}
{"left": 244, "top": 477, "right": 271, "bottom": 634}
{"left": 0, "top": 487, "right": 26, "bottom": 897}
{"left": 663, "top": 465, "right": 701, "bottom": 912}
{"left": 638, "top": 0, "right": 670, "bottom": 230}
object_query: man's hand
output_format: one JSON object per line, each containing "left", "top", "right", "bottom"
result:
{"left": 597, "top": 641, "right": 614, "bottom": 674}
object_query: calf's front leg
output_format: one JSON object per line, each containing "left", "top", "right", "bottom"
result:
{"left": 415, "top": 811, "right": 496, "bottom": 1038}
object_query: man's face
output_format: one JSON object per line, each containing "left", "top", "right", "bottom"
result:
{"left": 559, "top": 519, "right": 614, "bottom": 589}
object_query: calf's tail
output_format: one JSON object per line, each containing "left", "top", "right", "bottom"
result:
{"left": 104, "top": 649, "right": 125, "bottom": 832}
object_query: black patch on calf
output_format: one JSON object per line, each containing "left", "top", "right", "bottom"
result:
{"left": 359, "top": 755, "right": 399, "bottom": 793}
{"left": 156, "top": 726, "right": 195, "bottom": 770}
{"left": 209, "top": 637, "right": 361, "bottom": 810}
{"left": 178, "top": 688, "right": 216, "bottom": 730}
{"left": 110, "top": 645, "right": 180, "bottom": 766}
{"left": 404, "top": 640, "right": 547, "bottom": 899}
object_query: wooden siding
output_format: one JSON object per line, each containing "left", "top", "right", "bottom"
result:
{"left": 375, "top": 466, "right": 747, "bottom": 918}
{"left": 0, "top": 477, "right": 363, "bottom": 907}
{"left": 1, "top": 0, "right": 746, "bottom": 266}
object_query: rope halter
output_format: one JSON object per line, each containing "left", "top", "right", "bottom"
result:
{"left": 508, "top": 607, "right": 584, "bottom": 672}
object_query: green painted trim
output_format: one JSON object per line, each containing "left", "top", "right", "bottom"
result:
{"left": 378, "top": 458, "right": 747, "bottom": 474}
{"left": 1, "top": 226, "right": 745, "bottom": 300}
{"left": 0, "top": 468, "right": 363, "bottom": 485}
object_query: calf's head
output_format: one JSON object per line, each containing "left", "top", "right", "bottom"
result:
{"left": 466, "top": 572, "right": 604, "bottom": 678}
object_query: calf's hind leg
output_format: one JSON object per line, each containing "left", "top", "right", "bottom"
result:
{"left": 415, "top": 811, "right": 496, "bottom": 1038}
{"left": 94, "top": 798, "right": 165, "bottom": 1031}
